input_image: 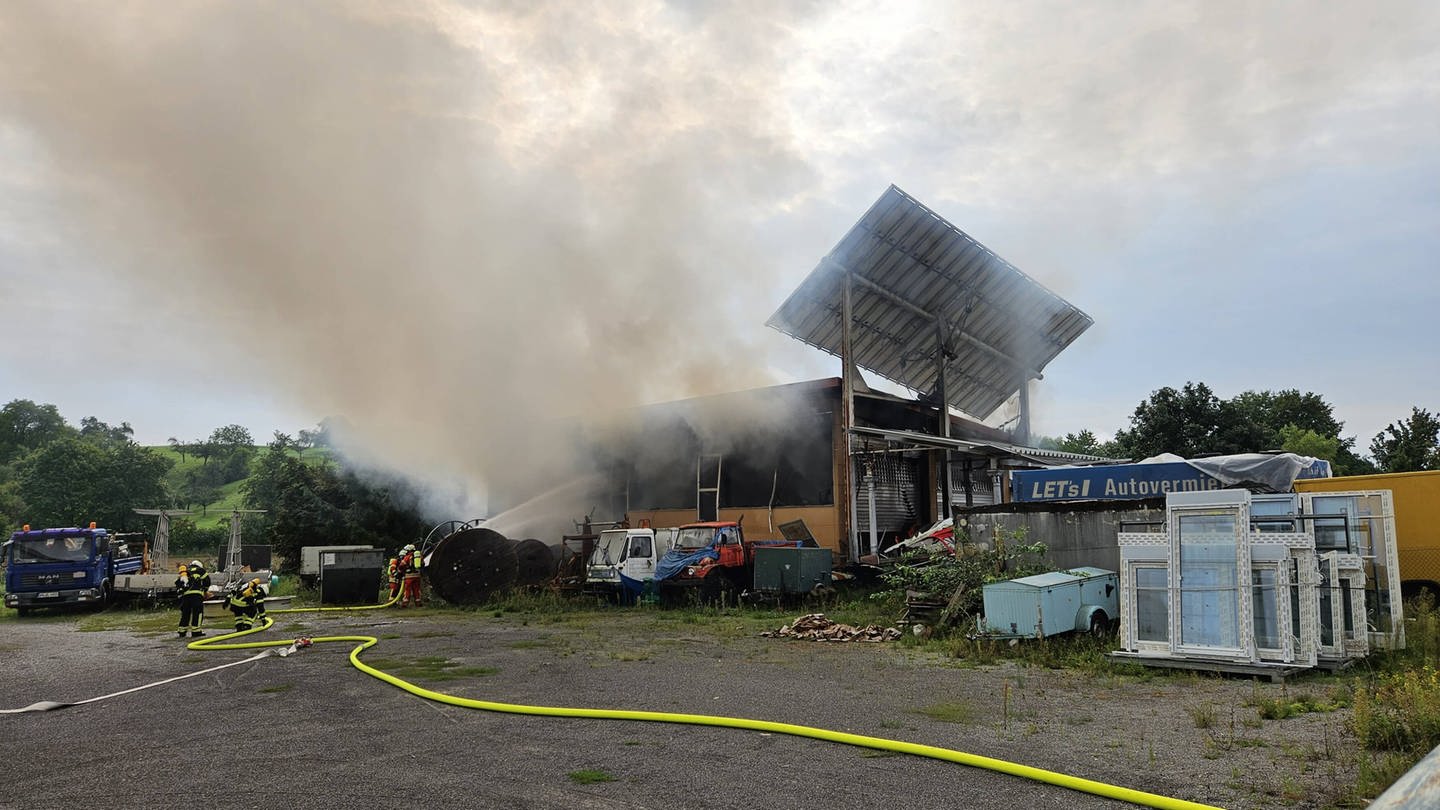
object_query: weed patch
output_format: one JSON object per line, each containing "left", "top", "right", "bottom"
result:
{"left": 914, "top": 700, "right": 977, "bottom": 724}
{"left": 363, "top": 655, "right": 498, "bottom": 682}
{"left": 567, "top": 769, "right": 616, "bottom": 785}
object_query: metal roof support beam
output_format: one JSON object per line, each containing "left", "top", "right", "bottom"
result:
{"left": 937, "top": 320, "right": 954, "bottom": 524}
{"left": 858, "top": 228, "right": 1047, "bottom": 380}
{"left": 849, "top": 270, "right": 936, "bottom": 322}
{"left": 841, "top": 271, "right": 857, "bottom": 564}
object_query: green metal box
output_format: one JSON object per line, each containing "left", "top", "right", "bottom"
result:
{"left": 752, "top": 547, "right": 832, "bottom": 594}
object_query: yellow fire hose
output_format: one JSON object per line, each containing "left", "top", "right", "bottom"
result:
{"left": 187, "top": 592, "right": 1222, "bottom": 810}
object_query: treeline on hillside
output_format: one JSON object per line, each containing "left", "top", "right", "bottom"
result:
{"left": 1037, "top": 384, "right": 1440, "bottom": 476}
{"left": 0, "top": 400, "right": 430, "bottom": 564}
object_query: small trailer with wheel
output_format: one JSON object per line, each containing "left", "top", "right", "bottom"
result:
{"left": 977, "top": 567, "right": 1118, "bottom": 639}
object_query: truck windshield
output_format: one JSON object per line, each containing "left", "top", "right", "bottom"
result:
{"left": 589, "top": 531, "right": 628, "bottom": 565}
{"left": 674, "top": 527, "right": 718, "bottom": 551}
{"left": 12, "top": 537, "right": 94, "bottom": 564}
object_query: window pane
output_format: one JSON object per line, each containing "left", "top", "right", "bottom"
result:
{"left": 1178, "top": 512, "right": 1240, "bottom": 649}
{"left": 1252, "top": 567, "right": 1280, "bottom": 650}
{"left": 1135, "top": 567, "right": 1169, "bottom": 642}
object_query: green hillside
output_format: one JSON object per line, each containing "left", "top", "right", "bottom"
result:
{"left": 151, "top": 445, "right": 334, "bottom": 530}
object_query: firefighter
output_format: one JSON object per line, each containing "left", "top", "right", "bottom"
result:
{"left": 248, "top": 577, "right": 269, "bottom": 627}
{"left": 399, "top": 544, "right": 423, "bottom": 608}
{"left": 226, "top": 577, "right": 268, "bottom": 632}
{"left": 175, "top": 560, "right": 210, "bottom": 638}
{"left": 387, "top": 554, "right": 401, "bottom": 600}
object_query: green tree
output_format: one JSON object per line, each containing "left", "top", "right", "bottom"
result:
{"left": 1112, "top": 383, "right": 1264, "bottom": 459}
{"left": 167, "top": 517, "right": 229, "bottom": 556}
{"left": 205, "top": 424, "right": 255, "bottom": 484}
{"left": 1231, "top": 390, "right": 1343, "bottom": 442}
{"left": 1370, "top": 407, "right": 1440, "bottom": 473}
{"left": 79, "top": 416, "right": 135, "bottom": 445}
{"left": 13, "top": 437, "right": 109, "bottom": 526}
{"left": 12, "top": 436, "right": 172, "bottom": 530}
{"left": 192, "top": 438, "right": 216, "bottom": 467}
{"left": 1278, "top": 425, "right": 1340, "bottom": 462}
{"left": 0, "top": 399, "right": 74, "bottom": 465}
{"left": 295, "top": 429, "right": 317, "bottom": 459}
{"left": 243, "top": 440, "right": 346, "bottom": 565}
{"left": 179, "top": 467, "right": 224, "bottom": 515}
{"left": 167, "top": 436, "right": 189, "bottom": 463}
{"left": 0, "top": 478, "right": 25, "bottom": 532}
{"left": 243, "top": 438, "right": 428, "bottom": 568}
{"left": 209, "top": 424, "right": 254, "bottom": 452}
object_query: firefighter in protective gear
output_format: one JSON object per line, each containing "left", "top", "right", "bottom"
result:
{"left": 226, "top": 576, "right": 268, "bottom": 631}
{"left": 399, "top": 544, "right": 423, "bottom": 607}
{"left": 387, "top": 554, "right": 401, "bottom": 600}
{"left": 175, "top": 560, "right": 210, "bottom": 638}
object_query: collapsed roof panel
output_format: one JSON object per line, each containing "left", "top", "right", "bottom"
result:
{"left": 767, "top": 185, "right": 1093, "bottom": 420}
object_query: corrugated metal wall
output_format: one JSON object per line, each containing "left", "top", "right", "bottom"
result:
{"left": 961, "top": 502, "right": 1167, "bottom": 572}
{"left": 854, "top": 453, "right": 921, "bottom": 534}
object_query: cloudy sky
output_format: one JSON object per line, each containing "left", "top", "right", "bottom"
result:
{"left": 1, "top": 1, "right": 1436, "bottom": 499}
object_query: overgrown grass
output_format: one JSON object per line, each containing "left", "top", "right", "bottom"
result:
{"left": 1248, "top": 689, "right": 1349, "bottom": 720}
{"left": 1343, "top": 595, "right": 1440, "bottom": 802}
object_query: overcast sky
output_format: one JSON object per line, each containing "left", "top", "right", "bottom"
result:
{"left": 1, "top": 1, "right": 1436, "bottom": 499}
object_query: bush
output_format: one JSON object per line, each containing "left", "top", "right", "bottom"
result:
{"left": 874, "top": 525, "right": 1048, "bottom": 620}
{"left": 1351, "top": 665, "right": 1440, "bottom": 752}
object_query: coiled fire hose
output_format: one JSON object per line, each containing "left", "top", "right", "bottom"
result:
{"left": 190, "top": 593, "right": 1221, "bottom": 810}
{"left": 8, "top": 587, "right": 1220, "bottom": 810}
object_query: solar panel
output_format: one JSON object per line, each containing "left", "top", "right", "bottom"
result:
{"left": 767, "top": 185, "right": 1092, "bottom": 420}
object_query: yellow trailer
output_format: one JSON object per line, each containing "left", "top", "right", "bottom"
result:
{"left": 1296, "top": 470, "right": 1440, "bottom": 597}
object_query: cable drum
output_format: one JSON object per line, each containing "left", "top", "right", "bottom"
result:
{"left": 424, "top": 528, "right": 518, "bottom": 605}
{"left": 513, "top": 538, "right": 555, "bottom": 587}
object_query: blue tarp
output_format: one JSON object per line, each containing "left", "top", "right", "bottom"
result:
{"left": 654, "top": 547, "right": 718, "bottom": 582}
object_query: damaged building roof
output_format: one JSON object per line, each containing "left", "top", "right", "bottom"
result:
{"left": 767, "top": 185, "right": 1093, "bottom": 422}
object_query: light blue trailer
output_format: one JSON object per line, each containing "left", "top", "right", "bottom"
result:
{"left": 980, "top": 567, "right": 1119, "bottom": 638}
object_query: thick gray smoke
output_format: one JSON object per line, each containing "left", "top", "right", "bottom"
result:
{"left": 0, "top": 1, "right": 828, "bottom": 516}
{"left": 3, "top": 1, "right": 1435, "bottom": 521}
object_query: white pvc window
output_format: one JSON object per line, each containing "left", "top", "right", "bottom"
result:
{"left": 1135, "top": 566, "right": 1169, "bottom": 643}
{"left": 1252, "top": 566, "right": 1281, "bottom": 652}
{"left": 1176, "top": 511, "right": 1242, "bottom": 653}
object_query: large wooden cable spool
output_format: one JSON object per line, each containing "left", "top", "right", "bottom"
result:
{"left": 424, "top": 527, "right": 518, "bottom": 605}
{"left": 513, "top": 538, "right": 555, "bottom": 587}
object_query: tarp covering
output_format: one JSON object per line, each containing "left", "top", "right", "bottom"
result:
{"left": 654, "top": 547, "right": 718, "bottom": 582}
{"left": 1011, "top": 452, "right": 1328, "bottom": 503}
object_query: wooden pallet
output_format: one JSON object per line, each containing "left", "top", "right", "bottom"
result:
{"left": 1107, "top": 651, "right": 1309, "bottom": 683}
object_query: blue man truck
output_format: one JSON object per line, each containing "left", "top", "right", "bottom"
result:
{"left": 3, "top": 524, "right": 144, "bottom": 615}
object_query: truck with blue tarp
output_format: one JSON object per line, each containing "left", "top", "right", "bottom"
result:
{"left": 4, "top": 524, "right": 144, "bottom": 615}
{"left": 655, "top": 521, "right": 805, "bottom": 605}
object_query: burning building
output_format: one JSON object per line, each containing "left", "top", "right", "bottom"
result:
{"left": 568, "top": 186, "right": 1100, "bottom": 561}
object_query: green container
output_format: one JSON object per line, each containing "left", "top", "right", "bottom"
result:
{"left": 752, "top": 547, "right": 832, "bottom": 594}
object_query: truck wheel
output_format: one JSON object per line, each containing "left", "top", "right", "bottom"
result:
{"left": 702, "top": 573, "right": 737, "bottom": 607}
{"left": 16, "top": 606, "right": 32, "bottom": 617}
{"left": 98, "top": 580, "right": 112, "bottom": 608}
{"left": 808, "top": 584, "right": 836, "bottom": 605}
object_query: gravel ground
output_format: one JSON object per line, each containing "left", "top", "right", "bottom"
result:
{"left": 0, "top": 606, "right": 1364, "bottom": 809}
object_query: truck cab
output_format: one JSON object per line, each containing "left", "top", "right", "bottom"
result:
{"left": 585, "top": 527, "right": 676, "bottom": 602}
{"left": 4, "top": 525, "right": 143, "bottom": 615}
{"left": 655, "top": 521, "right": 800, "bottom": 604}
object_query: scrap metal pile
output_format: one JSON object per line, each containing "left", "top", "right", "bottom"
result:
{"left": 762, "top": 613, "right": 901, "bottom": 642}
